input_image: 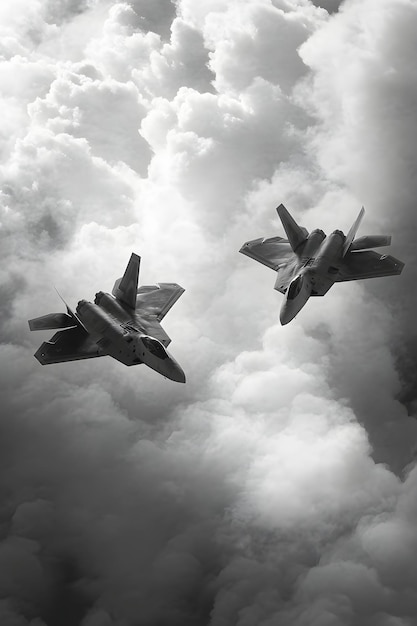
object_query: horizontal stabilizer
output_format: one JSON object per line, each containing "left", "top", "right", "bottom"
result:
{"left": 112, "top": 253, "right": 140, "bottom": 310}
{"left": 350, "top": 235, "right": 391, "bottom": 251}
{"left": 29, "top": 312, "right": 76, "bottom": 331}
{"left": 342, "top": 206, "right": 365, "bottom": 257}
{"left": 276, "top": 204, "right": 308, "bottom": 253}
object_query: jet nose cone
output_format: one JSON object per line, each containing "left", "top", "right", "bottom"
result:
{"left": 173, "top": 368, "right": 186, "bottom": 384}
{"left": 168, "top": 360, "right": 186, "bottom": 383}
{"left": 279, "top": 304, "right": 293, "bottom": 326}
{"left": 279, "top": 313, "right": 290, "bottom": 326}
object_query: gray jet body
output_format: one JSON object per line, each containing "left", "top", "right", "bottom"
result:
{"left": 240, "top": 204, "right": 404, "bottom": 325}
{"left": 29, "top": 254, "right": 186, "bottom": 382}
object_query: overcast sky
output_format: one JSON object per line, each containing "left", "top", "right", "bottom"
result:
{"left": 0, "top": 1, "right": 416, "bottom": 625}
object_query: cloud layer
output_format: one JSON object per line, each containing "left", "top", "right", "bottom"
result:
{"left": 0, "top": 1, "right": 416, "bottom": 624}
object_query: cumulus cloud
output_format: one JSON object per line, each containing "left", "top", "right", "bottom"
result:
{"left": 0, "top": 0, "right": 416, "bottom": 624}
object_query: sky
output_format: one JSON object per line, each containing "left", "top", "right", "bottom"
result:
{"left": 0, "top": 0, "right": 416, "bottom": 625}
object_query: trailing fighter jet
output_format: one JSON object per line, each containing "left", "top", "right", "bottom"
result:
{"left": 240, "top": 204, "right": 404, "bottom": 325}
{"left": 28, "top": 254, "right": 186, "bottom": 382}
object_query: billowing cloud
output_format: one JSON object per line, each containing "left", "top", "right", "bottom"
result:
{"left": 0, "top": 0, "right": 416, "bottom": 624}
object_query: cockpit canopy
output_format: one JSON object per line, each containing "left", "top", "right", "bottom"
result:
{"left": 287, "top": 275, "right": 303, "bottom": 300}
{"left": 141, "top": 336, "right": 168, "bottom": 360}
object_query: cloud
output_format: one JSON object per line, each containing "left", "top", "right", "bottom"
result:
{"left": 311, "top": 0, "right": 343, "bottom": 13}
{"left": 0, "top": 0, "right": 416, "bottom": 624}
{"left": 297, "top": 0, "right": 417, "bottom": 458}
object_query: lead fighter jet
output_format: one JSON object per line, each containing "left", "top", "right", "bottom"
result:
{"left": 29, "top": 254, "right": 186, "bottom": 382}
{"left": 240, "top": 204, "right": 404, "bottom": 325}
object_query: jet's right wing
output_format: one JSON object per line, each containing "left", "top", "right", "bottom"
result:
{"left": 34, "top": 326, "right": 104, "bottom": 365}
{"left": 337, "top": 250, "right": 404, "bottom": 281}
{"left": 240, "top": 236, "right": 298, "bottom": 294}
{"left": 239, "top": 236, "right": 294, "bottom": 271}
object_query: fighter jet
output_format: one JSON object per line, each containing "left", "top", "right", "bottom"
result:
{"left": 240, "top": 204, "right": 404, "bottom": 325}
{"left": 28, "top": 254, "right": 186, "bottom": 382}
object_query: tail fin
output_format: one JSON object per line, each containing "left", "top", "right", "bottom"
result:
{"left": 55, "top": 288, "right": 87, "bottom": 330}
{"left": 29, "top": 289, "right": 86, "bottom": 331}
{"left": 112, "top": 253, "right": 140, "bottom": 309}
{"left": 342, "top": 206, "right": 365, "bottom": 257}
{"left": 276, "top": 204, "right": 308, "bottom": 253}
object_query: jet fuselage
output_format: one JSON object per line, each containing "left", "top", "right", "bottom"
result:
{"left": 279, "top": 230, "right": 345, "bottom": 325}
{"left": 76, "top": 295, "right": 185, "bottom": 382}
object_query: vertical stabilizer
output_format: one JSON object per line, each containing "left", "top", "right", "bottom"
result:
{"left": 276, "top": 204, "right": 308, "bottom": 253}
{"left": 54, "top": 288, "right": 87, "bottom": 330}
{"left": 112, "top": 253, "right": 141, "bottom": 309}
{"left": 342, "top": 206, "right": 365, "bottom": 257}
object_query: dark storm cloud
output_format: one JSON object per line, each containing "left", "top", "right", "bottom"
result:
{"left": 311, "top": 0, "right": 343, "bottom": 13}
{"left": 0, "top": 1, "right": 416, "bottom": 625}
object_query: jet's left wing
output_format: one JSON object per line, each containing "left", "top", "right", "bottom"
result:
{"left": 34, "top": 326, "right": 103, "bottom": 365}
{"left": 337, "top": 250, "right": 404, "bottom": 282}
{"left": 135, "top": 283, "right": 185, "bottom": 321}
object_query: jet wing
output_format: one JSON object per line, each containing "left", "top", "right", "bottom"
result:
{"left": 273, "top": 255, "right": 302, "bottom": 294}
{"left": 336, "top": 250, "right": 404, "bottom": 282}
{"left": 239, "top": 236, "right": 295, "bottom": 271}
{"left": 34, "top": 326, "right": 103, "bottom": 365}
{"left": 135, "top": 283, "right": 185, "bottom": 321}
{"left": 141, "top": 318, "right": 172, "bottom": 347}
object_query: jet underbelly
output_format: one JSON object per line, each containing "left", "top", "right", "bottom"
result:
{"left": 310, "top": 274, "right": 335, "bottom": 296}
{"left": 308, "top": 231, "right": 344, "bottom": 295}
{"left": 97, "top": 335, "right": 142, "bottom": 366}
{"left": 300, "top": 229, "right": 326, "bottom": 259}
{"left": 77, "top": 300, "right": 140, "bottom": 366}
